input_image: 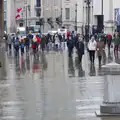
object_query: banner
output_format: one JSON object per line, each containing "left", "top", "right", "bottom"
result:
{"left": 114, "top": 8, "right": 120, "bottom": 25}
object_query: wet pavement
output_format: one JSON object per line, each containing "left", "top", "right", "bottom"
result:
{"left": 0, "top": 47, "right": 120, "bottom": 120}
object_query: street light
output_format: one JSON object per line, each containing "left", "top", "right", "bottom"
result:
{"left": 25, "top": 4, "right": 30, "bottom": 35}
{"left": 84, "top": 0, "right": 91, "bottom": 42}
{"left": 75, "top": 3, "right": 77, "bottom": 33}
{"left": 101, "top": 0, "right": 104, "bottom": 31}
{"left": 60, "top": 8, "right": 63, "bottom": 27}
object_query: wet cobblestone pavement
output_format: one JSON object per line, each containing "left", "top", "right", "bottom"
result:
{"left": 0, "top": 48, "right": 120, "bottom": 120}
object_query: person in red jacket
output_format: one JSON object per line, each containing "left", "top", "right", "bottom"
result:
{"left": 36, "top": 35, "right": 41, "bottom": 51}
{"left": 107, "top": 34, "right": 112, "bottom": 54}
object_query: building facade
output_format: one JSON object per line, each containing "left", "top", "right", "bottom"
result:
{"left": 62, "top": 0, "right": 120, "bottom": 34}
{"left": 6, "top": 0, "right": 62, "bottom": 33}
{"left": 7, "top": 0, "right": 41, "bottom": 33}
{"left": 42, "top": 0, "right": 62, "bottom": 32}
{"left": 6, "top": 0, "right": 120, "bottom": 34}
{"left": 62, "top": 0, "right": 85, "bottom": 33}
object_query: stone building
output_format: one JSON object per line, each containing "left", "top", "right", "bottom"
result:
{"left": 6, "top": 0, "right": 120, "bottom": 34}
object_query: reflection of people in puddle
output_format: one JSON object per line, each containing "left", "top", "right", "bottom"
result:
{"left": 89, "top": 64, "right": 96, "bottom": 76}
{"left": 102, "top": 50, "right": 106, "bottom": 65}
{"left": 68, "top": 57, "right": 75, "bottom": 77}
{"left": 32, "top": 56, "right": 40, "bottom": 73}
{"left": 19, "top": 56, "right": 26, "bottom": 74}
{"left": 26, "top": 55, "right": 30, "bottom": 71}
{"left": 41, "top": 53, "right": 48, "bottom": 71}
{"left": 15, "top": 56, "right": 20, "bottom": 72}
{"left": 78, "top": 64, "right": 85, "bottom": 77}
{"left": 108, "top": 52, "right": 112, "bottom": 59}
{"left": 75, "top": 57, "right": 79, "bottom": 69}
{"left": 75, "top": 57, "right": 85, "bottom": 77}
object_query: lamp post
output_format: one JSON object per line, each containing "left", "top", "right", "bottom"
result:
{"left": 84, "top": 0, "right": 91, "bottom": 41}
{"left": 75, "top": 3, "right": 77, "bottom": 33}
{"left": 25, "top": 5, "right": 28, "bottom": 35}
{"left": 101, "top": 0, "right": 104, "bottom": 31}
{"left": 61, "top": 8, "right": 63, "bottom": 27}
{"left": 101, "top": 0, "right": 103, "bottom": 15}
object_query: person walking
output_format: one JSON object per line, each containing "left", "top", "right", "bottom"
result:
{"left": 76, "top": 36, "right": 84, "bottom": 64}
{"left": 96, "top": 38, "right": 105, "bottom": 67}
{"left": 8, "top": 34, "right": 12, "bottom": 52}
{"left": 20, "top": 37, "right": 25, "bottom": 55}
{"left": 32, "top": 36, "right": 37, "bottom": 55}
{"left": 14, "top": 36, "right": 20, "bottom": 56}
{"left": 25, "top": 36, "right": 30, "bottom": 52}
{"left": 40, "top": 34, "right": 47, "bottom": 52}
{"left": 54, "top": 35, "right": 60, "bottom": 51}
{"left": 107, "top": 33, "right": 112, "bottom": 54}
{"left": 113, "top": 32, "right": 120, "bottom": 58}
{"left": 67, "top": 35, "right": 74, "bottom": 57}
{"left": 88, "top": 36, "right": 97, "bottom": 64}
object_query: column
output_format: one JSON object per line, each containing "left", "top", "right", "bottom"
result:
{"left": 109, "top": 0, "right": 113, "bottom": 21}
{"left": 109, "top": 0, "right": 114, "bottom": 33}
{"left": 96, "top": 64, "right": 120, "bottom": 116}
{"left": 7, "top": 0, "right": 16, "bottom": 33}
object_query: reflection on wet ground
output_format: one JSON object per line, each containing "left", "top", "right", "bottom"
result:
{"left": 0, "top": 49, "right": 120, "bottom": 120}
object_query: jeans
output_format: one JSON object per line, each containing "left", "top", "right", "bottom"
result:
{"left": 89, "top": 51, "right": 95, "bottom": 63}
{"left": 9, "top": 44, "right": 12, "bottom": 50}
{"left": 68, "top": 49, "right": 73, "bottom": 57}
{"left": 78, "top": 54, "right": 83, "bottom": 63}
{"left": 98, "top": 56, "right": 102, "bottom": 66}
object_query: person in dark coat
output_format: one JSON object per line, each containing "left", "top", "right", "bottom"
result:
{"left": 40, "top": 34, "right": 47, "bottom": 52}
{"left": 96, "top": 38, "right": 105, "bottom": 67}
{"left": 76, "top": 37, "right": 84, "bottom": 64}
{"left": 67, "top": 36, "right": 74, "bottom": 57}
{"left": 106, "top": 34, "right": 112, "bottom": 54}
{"left": 25, "top": 36, "right": 30, "bottom": 52}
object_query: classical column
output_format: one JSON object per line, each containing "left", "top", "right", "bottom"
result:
{"left": 109, "top": 0, "right": 113, "bottom": 21}
{"left": 7, "top": 0, "right": 16, "bottom": 33}
{"left": 109, "top": 0, "right": 114, "bottom": 33}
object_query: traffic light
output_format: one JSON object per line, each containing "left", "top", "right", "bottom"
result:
{"left": 47, "top": 17, "right": 54, "bottom": 28}
{"left": 39, "top": 18, "right": 45, "bottom": 26}
{"left": 56, "top": 17, "right": 62, "bottom": 26}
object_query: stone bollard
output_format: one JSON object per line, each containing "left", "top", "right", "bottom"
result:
{"left": 96, "top": 62, "right": 120, "bottom": 116}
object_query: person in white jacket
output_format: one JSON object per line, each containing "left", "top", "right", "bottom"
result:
{"left": 88, "top": 36, "right": 97, "bottom": 64}
{"left": 55, "top": 35, "right": 60, "bottom": 50}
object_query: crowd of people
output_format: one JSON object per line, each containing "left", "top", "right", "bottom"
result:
{"left": 4, "top": 32, "right": 66, "bottom": 56}
{"left": 3, "top": 30, "right": 120, "bottom": 68}
{"left": 67, "top": 31, "right": 120, "bottom": 68}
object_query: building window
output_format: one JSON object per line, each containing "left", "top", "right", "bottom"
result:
{"left": 36, "top": 10, "right": 41, "bottom": 17}
{"left": 65, "top": 8, "right": 70, "bottom": 20}
{"left": 36, "top": 0, "right": 41, "bottom": 7}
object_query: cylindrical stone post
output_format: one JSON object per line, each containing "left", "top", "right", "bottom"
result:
{"left": 100, "top": 63, "right": 120, "bottom": 114}
{"left": 0, "top": 0, "right": 5, "bottom": 70}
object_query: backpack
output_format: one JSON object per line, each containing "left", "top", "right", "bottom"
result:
{"left": 21, "top": 44, "right": 24, "bottom": 48}
{"left": 15, "top": 40, "right": 19, "bottom": 46}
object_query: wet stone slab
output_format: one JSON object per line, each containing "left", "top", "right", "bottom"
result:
{"left": 0, "top": 49, "right": 120, "bottom": 120}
